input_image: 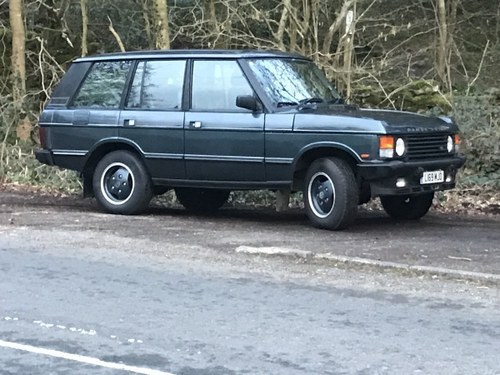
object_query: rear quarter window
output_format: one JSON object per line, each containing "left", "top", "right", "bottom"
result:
{"left": 72, "top": 61, "right": 132, "bottom": 108}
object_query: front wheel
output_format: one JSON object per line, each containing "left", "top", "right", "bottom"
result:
{"left": 93, "top": 150, "right": 153, "bottom": 214}
{"left": 380, "top": 192, "right": 434, "bottom": 220}
{"left": 304, "top": 158, "right": 358, "bottom": 230}
{"left": 175, "top": 188, "right": 230, "bottom": 213}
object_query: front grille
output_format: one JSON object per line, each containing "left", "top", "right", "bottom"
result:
{"left": 405, "top": 134, "right": 450, "bottom": 160}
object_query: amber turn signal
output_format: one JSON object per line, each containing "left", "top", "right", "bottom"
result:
{"left": 379, "top": 136, "right": 394, "bottom": 149}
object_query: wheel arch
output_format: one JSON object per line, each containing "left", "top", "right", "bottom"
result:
{"left": 82, "top": 138, "right": 146, "bottom": 197}
{"left": 292, "top": 143, "right": 361, "bottom": 191}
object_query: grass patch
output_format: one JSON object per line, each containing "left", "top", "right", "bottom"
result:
{"left": 0, "top": 142, "right": 81, "bottom": 193}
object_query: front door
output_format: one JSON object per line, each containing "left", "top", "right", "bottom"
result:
{"left": 184, "top": 59, "right": 265, "bottom": 183}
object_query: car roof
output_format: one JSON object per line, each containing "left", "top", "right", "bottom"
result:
{"left": 74, "top": 49, "right": 309, "bottom": 63}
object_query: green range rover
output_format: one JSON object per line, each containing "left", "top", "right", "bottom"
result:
{"left": 35, "top": 49, "right": 465, "bottom": 230}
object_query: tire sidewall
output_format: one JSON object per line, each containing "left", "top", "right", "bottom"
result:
{"left": 175, "top": 188, "right": 229, "bottom": 213}
{"left": 304, "top": 158, "right": 357, "bottom": 230}
{"left": 381, "top": 192, "right": 434, "bottom": 220}
{"left": 93, "top": 151, "right": 152, "bottom": 214}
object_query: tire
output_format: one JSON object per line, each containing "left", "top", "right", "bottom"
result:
{"left": 380, "top": 192, "right": 434, "bottom": 220}
{"left": 93, "top": 150, "right": 153, "bottom": 214}
{"left": 175, "top": 188, "right": 230, "bottom": 213}
{"left": 304, "top": 157, "right": 358, "bottom": 230}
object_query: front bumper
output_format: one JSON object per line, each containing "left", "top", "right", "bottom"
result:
{"left": 35, "top": 149, "right": 55, "bottom": 166}
{"left": 357, "top": 155, "right": 466, "bottom": 196}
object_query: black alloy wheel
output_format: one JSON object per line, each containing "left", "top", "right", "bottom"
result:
{"left": 93, "top": 150, "right": 153, "bottom": 214}
{"left": 304, "top": 157, "right": 358, "bottom": 230}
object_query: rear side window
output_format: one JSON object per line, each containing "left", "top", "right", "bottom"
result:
{"left": 126, "top": 60, "right": 186, "bottom": 110}
{"left": 72, "top": 61, "right": 132, "bottom": 108}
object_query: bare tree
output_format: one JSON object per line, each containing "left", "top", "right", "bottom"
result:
{"left": 80, "top": 0, "right": 88, "bottom": 56}
{"left": 435, "top": 0, "right": 458, "bottom": 93}
{"left": 153, "top": 0, "right": 170, "bottom": 49}
{"left": 9, "top": 0, "right": 26, "bottom": 104}
{"left": 141, "top": 0, "right": 154, "bottom": 49}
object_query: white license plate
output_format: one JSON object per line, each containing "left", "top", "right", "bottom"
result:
{"left": 420, "top": 170, "right": 444, "bottom": 184}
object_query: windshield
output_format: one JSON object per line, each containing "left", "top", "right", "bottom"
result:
{"left": 247, "top": 58, "right": 342, "bottom": 107}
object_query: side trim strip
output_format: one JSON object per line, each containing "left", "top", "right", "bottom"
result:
{"left": 52, "top": 150, "right": 87, "bottom": 156}
{"left": 265, "top": 157, "right": 293, "bottom": 164}
{"left": 144, "top": 152, "right": 183, "bottom": 160}
{"left": 51, "top": 150, "right": 291, "bottom": 164}
{"left": 39, "top": 122, "right": 73, "bottom": 127}
{"left": 294, "top": 129, "right": 383, "bottom": 134}
{"left": 185, "top": 154, "right": 264, "bottom": 163}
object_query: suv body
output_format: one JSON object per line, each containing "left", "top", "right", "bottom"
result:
{"left": 36, "top": 50, "right": 465, "bottom": 229}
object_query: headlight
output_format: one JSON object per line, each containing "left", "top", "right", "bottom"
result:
{"left": 395, "top": 138, "right": 405, "bottom": 157}
{"left": 447, "top": 136, "right": 453, "bottom": 152}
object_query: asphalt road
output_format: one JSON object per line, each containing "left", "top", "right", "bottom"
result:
{"left": 1, "top": 191, "right": 500, "bottom": 374}
{"left": 1, "top": 190, "right": 499, "bottom": 276}
{"left": 1, "top": 228, "right": 500, "bottom": 375}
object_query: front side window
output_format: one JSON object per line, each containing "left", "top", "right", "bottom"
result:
{"left": 73, "top": 61, "right": 131, "bottom": 108}
{"left": 127, "top": 60, "right": 186, "bottom": 110}
{"left": 191, "top": 60, "right": 253, "bottom": 111}
{"left": 247, "top": 58, "right": 342, "bottom": 107}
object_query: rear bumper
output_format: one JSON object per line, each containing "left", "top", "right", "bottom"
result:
{"left": 35, "top": 149, "right": 55, "bottom": 166}
{"left": 357, "top": 155, "right": 466, "bottom": 196}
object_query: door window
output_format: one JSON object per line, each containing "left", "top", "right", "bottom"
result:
{"left": 191, "top": 60, "right": 253, "bottom": 111}
{"left": 73, "top": 61, "right": 131, "bottom": 108}
{"left": 126, "top": 60, "right": 186, "bottom": 110}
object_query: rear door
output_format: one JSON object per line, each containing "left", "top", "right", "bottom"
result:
{"left": 119, "top": 59, "right": 186, "bottom": 180}
{"left": 184, "top": 59, "right": 265, "bottom": 183}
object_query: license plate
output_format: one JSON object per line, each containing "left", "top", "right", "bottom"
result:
{"left": 420, "top": 170, "right": 444, "bottom": 184}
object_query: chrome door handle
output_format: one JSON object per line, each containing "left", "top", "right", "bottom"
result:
{"left": 124, "top": 119, "right": 135, "bottom": 126}
{"left": 190, "top": 121, "right": 202, "bottom": 129}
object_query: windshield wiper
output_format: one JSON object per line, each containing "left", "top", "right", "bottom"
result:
{"left": 277, "top": 101, "right": 298, "bottom": 107}
{"left": 299, "top": 97, "right": 325, "bottom": 105}
{"left": 297, "top": 97, "right": 325, "bottom": 110}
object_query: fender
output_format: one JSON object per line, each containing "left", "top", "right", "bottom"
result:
{"left": 292, "top": 141, "right": 363, "bottom": 171}
{"left": 84, "top": 137, "right": 146, "bottom": 164}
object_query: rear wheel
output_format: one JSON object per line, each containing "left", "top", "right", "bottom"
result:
{"left": 304, "top": 157, "right": 358, "bottom": 230}
{"left": 93, "top": 150, "right": 152, "bottom": 214}
{"left": 175, "top": 188, "right": 230, "bottom": 213}
{"left": 380, "top": 192, "right": 434, "bottom": 220}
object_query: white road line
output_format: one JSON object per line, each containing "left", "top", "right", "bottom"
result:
{"left": 0, "top": 339, "right": 175, "bottom": 375}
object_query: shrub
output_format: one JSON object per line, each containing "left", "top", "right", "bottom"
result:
{"left": 453, "top": 90, "right": 500, "bottom": 187}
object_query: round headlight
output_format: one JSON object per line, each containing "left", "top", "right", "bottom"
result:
{"left": 395, "top": 138, "right": 405, "bottom": 156}
{"left": 447, "top": 136, "right": 453, "bottom": 152}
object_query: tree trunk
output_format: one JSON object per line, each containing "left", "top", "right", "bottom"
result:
{"left": 80, "top": 0, "right": 88, "bottom": 56}
{"left": 435, "top": 0, "right": 457, "bottom": 93}
{"left": 436, "top": 0, "right": 448, "bottom": 85}
{"left": 9, "top": 0, "right": 26, "bottom": 104}
{"left": 153, "top": 0, "right": 170, "bottom": 49}
{"left": 142, "top": 0, "right": 154, "bottom": 49}
{"left": 207, "top": 0, "right": 219, "bottom": 47}
{"left": 322, "top": 0, "right": 355, "bottom": 55}
{"left": 275, "top": 0, "right": 290, "bottom": 51}
{"left": 343, "top": 4, "right": 356, "bottom": 99}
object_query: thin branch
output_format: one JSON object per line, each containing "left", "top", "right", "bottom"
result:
{"left": 107, "top": 16, "right": 126, "bottom": 52}
{"left": 467, "top": 39, "right": 490, "bottom": 95}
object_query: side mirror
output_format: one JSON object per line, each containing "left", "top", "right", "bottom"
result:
{"left": 236, "top": 95, "right": 260, "bottom": 112}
